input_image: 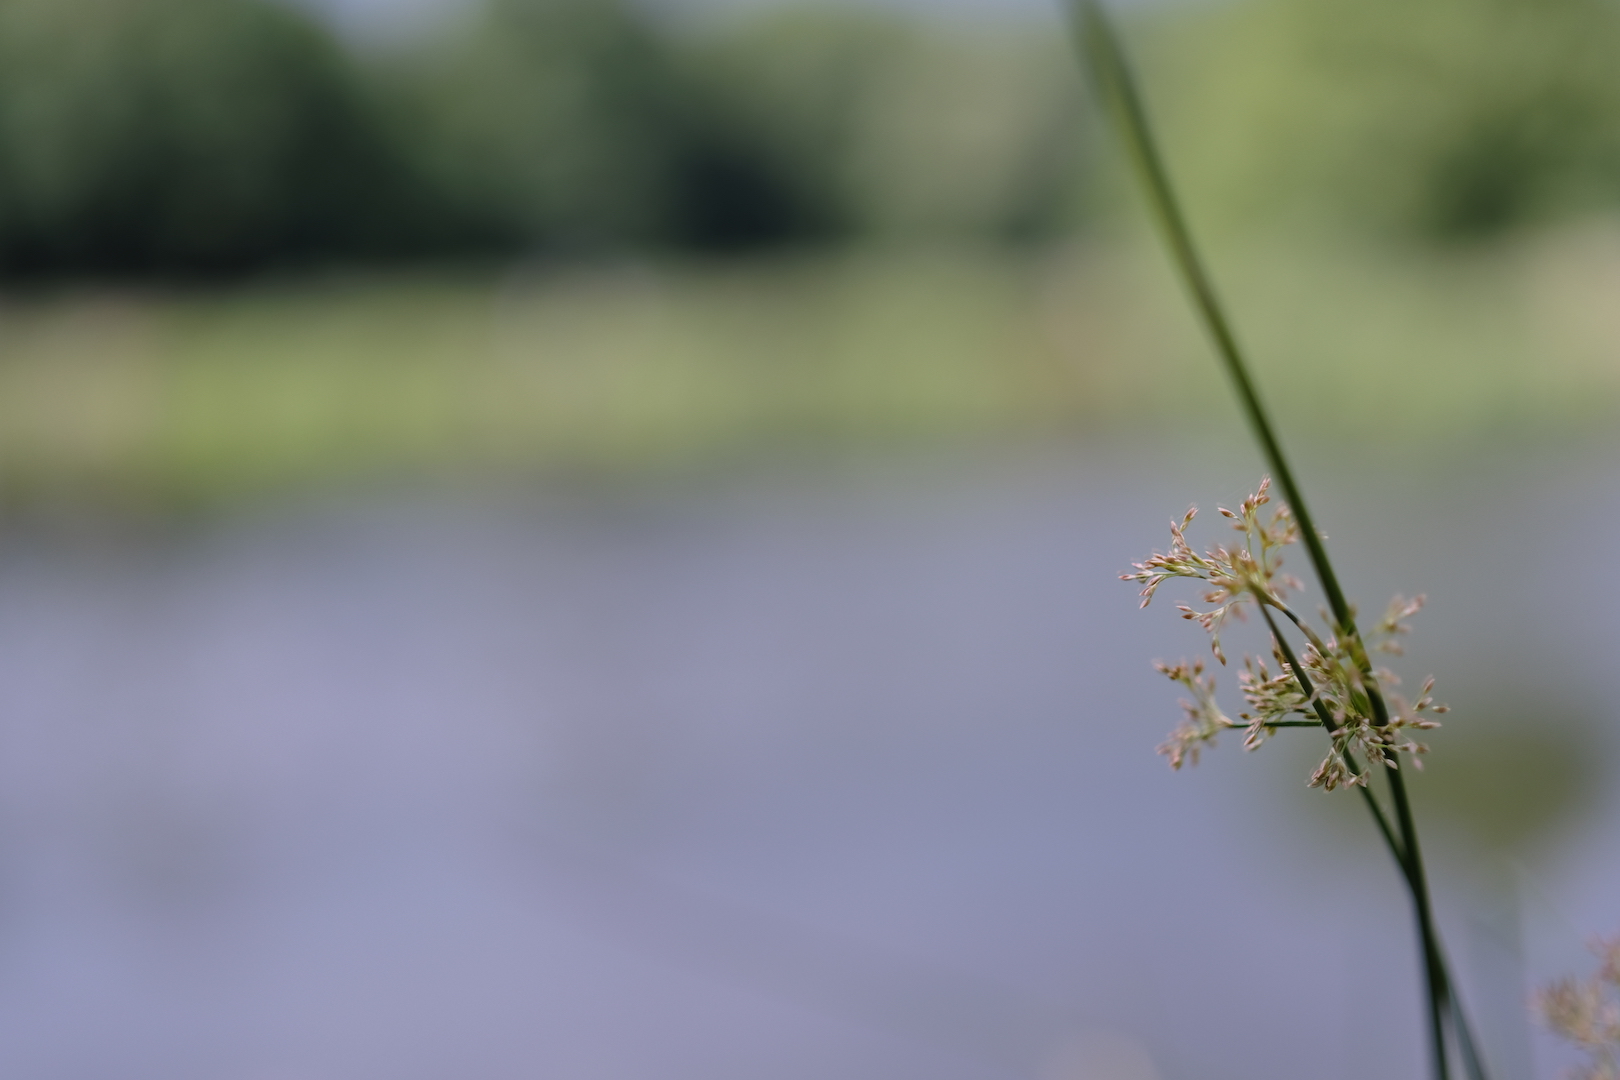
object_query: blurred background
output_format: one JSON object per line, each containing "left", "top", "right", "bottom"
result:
{"left": 0, "top": 0, "right": 1617, "bottom": 1076}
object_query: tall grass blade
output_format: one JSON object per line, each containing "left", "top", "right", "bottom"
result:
{"left": 1066, "top": 3, "right": 1491, "bottom": 1078}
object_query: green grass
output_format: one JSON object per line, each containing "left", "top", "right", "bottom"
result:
{"left": 0, "top": 233, "right": 1614, "bottom": 509}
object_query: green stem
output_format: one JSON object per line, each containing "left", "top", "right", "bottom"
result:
{"left": 1256, "top": 605, "right": 1337, "bottom": 734}
{"left": 1387, "top": 758, "right": 1452, "bottom": 1080}
{"left": 1258, "top": 605, "right": 1405, "bottom": 863}
{"left": 1071, "top": 4, "right": 1488, "bottom": 1077}
{"left": 1272, "top": 601, "right": 1331, "bottom": 654}
{"left": 1266, "top": 633, "right": 1487, "bottom": 1080}
{"left": 1453, "top": 991, "right": 1489, "bottom": 1080}
{"left": 1070, "top": 0, "right": 1353, "bottom": 639}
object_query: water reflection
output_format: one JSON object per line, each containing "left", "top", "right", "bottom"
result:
{"left": 0, "top": 442, "right": 1609, "bottom": 1079}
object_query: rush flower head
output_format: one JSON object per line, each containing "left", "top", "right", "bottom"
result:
{"left": 1308, "top": 749, "right": 1359, "bottom": 792}
{"left": 1126, "top": 478, "right": 1445, "bottom": 791}
{"left": 1121, "top": 477, "right": 1300, "bottom": 664}
{"left": 1297, "top": 635, "right": 1447, "bottom": 788}
{"left": 1237, "top": 650, "right": 1310, "bottom": 751}
{"left": 1371, "top": 593, "right": 1426, "bottom": 656}
{"left": 1600, "top": 938, "right": 1620, "bottom": 987}
{"left": 1536, "top": 936, "right": 1620, "bottom": 1080}
{"left": 1153, "top": 658, "right": 1234, "bottom": 769}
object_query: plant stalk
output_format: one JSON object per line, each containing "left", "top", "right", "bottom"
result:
{"left": 1258, "top": 604, "right": 1406, "bottom": 867}
{"left": 1069, "top": 3, "right": 1489, "bottom": 1077}
{"left": 1388, "top": 759, "right": 1453, "bottom": 1080}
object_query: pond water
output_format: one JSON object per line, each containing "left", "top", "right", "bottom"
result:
{"left": 0, "top": 439, "right": 1610, "bottom": 1080}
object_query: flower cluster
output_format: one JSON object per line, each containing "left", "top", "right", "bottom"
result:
{"left": 1154, "top": 659, "right": 1234, "bottom": 769}
{"left": 1370, "top": 593, "right": 1425, "bottom": 655}
{"left": 1121, "top": 477, "right": 1299, "bottom": 664}
{"left": 1295, "top": 636, "right": 1446, "bottom": 791}
{"left": 1537, "top": 937, "right": 1620, "bottom": 1080}
{"left": 1236, "top": 650, "right": 1309, "bottom": 751}
{"left": 1125, "top": 478, "right": 1445, "bottom": 789}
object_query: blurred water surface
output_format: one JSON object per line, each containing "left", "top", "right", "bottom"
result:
{"left": 0, "top": 439, "right": 1608, "bottom": 1079}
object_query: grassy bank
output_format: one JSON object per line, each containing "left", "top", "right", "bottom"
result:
{"left": 0, "top": 233, "right": 1616, "bottom": 509}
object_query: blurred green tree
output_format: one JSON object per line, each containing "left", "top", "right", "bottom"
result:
{"left": 0, "top": 0, "right": 1096, "bottom": 273}
{"left": 0, "top": 0, "right": 400, "bottom": 272}
{"left": 376, "top": 0, "right": 692, "bottom": 251}
{"left": 1156, "top": 0, "right": 1620, "bottom": 239}
{"left": 685, "top": 9, "right": 1089, "bottom": 245}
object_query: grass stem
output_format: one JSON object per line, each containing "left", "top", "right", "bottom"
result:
{"left": 1069, "top": 4, "right": 1490, "bottom": 1077}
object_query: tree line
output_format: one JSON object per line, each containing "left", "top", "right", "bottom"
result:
{"left": 0, "top": 0, "right": 1088, "bottom": 274}
{"left": 0, "top": 0, "right": 1618, "bottom": 274}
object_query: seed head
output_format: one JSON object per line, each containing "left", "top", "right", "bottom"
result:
{"left": 1537, "top": 937, "right": 1620, "bottom": 1080}
{"left": 1121, "top": 477, "right": 1299, "bottom": 665}
{"left": 1237, "top": 651, "right": 1310, "bottom": 751}
{"left": 1371, "top": 593, "right": 1426, "bottom": 655}
{"left": 1153, "top": 658, "right": 1235, "bottom": 769}
{"left": 1127, "top": 479, "right": 1448, "bottom": 790}
{"left": 1308, "top": 749, "right": 1363, "bottom": 792}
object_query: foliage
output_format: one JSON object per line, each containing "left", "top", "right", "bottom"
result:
{"left": 1152, "top": 0, "right": 1620, "bottom": 240}
{"left": 374, "top": 0, "right": 691, "bottom": 252}
{"left": 0, "top": 0, "right": 1096, "bottom": 273}
{"left": 0, "top": 231, "right": 1612, "bottom": 508}
{"left": 8, "top": 0, "right": 1620, "bottom": 269}
{"left": 0, "top": 0, "right": 401, "bottom": 272}
{"left": 681, "top": 9, "right": 1089, "bottom": 245}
